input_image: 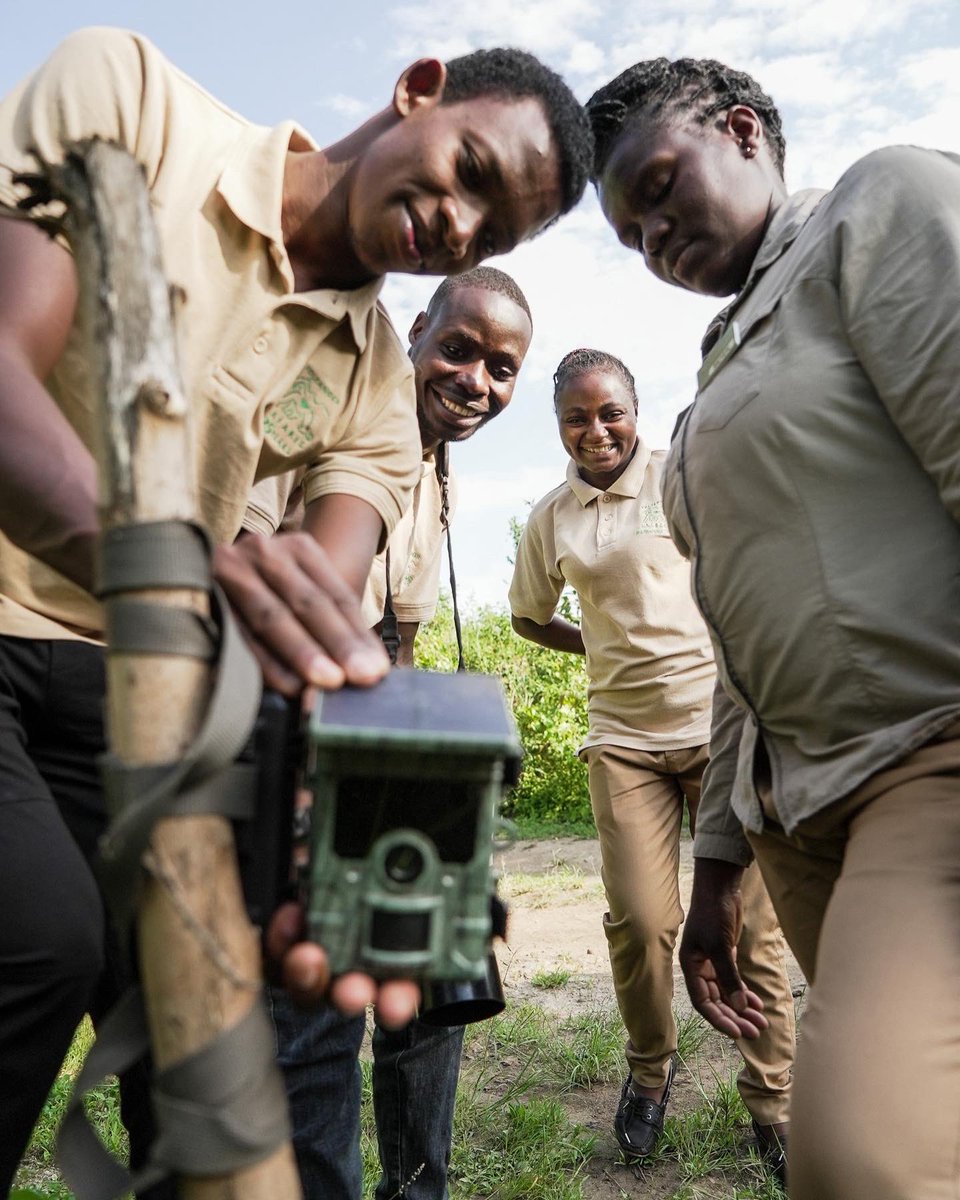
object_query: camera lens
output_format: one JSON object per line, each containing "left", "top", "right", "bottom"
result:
{"left": 384, "top": 843, "right": 425, "bottom": 884}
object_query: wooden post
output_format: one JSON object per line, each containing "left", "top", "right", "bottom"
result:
{"left": 49, "top": 140, "right": 301, "bottom": 1199}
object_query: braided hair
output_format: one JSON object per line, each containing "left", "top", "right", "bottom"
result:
{"left": 552, "top": 348, "right": 637, "bottom": 409}
{"left": 586, "top": 58, "right": 786, "bottom": 180}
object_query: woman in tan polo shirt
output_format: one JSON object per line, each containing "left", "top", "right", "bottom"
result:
{"left": 509, "top": 349, "right": 795, "bottom": 1178}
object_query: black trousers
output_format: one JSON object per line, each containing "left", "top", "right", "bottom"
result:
{"left": 0, "top": 635, "right": 171, "bottom": 1197}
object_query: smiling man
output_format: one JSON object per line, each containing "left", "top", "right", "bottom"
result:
{"left": 364, "top": 267, "right": 533, "bottom": 665}
{"left": 246, "top": 267, "right": 533, "bottom": 1200}
{"left": 0, "top": 24, "right": 589, "bottom": 1195}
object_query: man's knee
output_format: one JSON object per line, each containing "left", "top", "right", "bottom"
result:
{"left": 603, "top": 903, "right": 680, "bottom": 957}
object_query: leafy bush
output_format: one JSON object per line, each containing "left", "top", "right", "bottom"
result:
{"left": 415, "top": 597, "right": 592, "bottom": 831}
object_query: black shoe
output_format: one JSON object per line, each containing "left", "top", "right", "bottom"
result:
{"left": 752, "top": 1119, "right": 788, "bottom": 1188}
{"left": 614, "top": 1059, "right": 675, "bottom": 1160}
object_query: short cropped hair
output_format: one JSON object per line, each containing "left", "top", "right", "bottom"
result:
{"left": 586, "top": 57, "right": 786, "bottom": 180}
{"left": 552, "top": 348, "right": 637, "bottom": 408}
{"left": 427, "top": 266, "right": 532, "bottom": 326}
{"left": 444, "top": 48, "right": 593, "bottom": 218}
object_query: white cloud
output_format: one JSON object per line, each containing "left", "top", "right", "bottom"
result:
{"left": 387, "top": 0, "right": 601, "bottom": 61}
{"left": 756, "top": 52, "right": 868, "bottom": 110}
{"left": 314, "top": 93, "right": 371, "bottom": 118}
{"left": 564, "top": 39, "right": 607, "bottom": 77}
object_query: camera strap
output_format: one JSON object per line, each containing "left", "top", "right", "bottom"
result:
{"left": 380, "top": 444, "right": 465, "bottom": 671}
{"left": 436, "top": 443, "right": 465, "bottom": 673}
{"left": 381, "top": 545, "right": 401, "bottom": 665}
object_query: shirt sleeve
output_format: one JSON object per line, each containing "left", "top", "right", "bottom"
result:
{"left": 241, "top": 470, "right": 303, "bottom": 537}
{"left": 692, "top": 680, "right": 755, "bottom": 866}
{"left": 0, "top": 28, "right": 173, "bottom": 216}
{"left": 508, "top": 504, "right": 565, "bottom": 624}
{"left": 389, "top": 469, "right": 448, "bottom": 624}
{"left": 388, "top": 539, "right": 444, "bottom": 624}
{"left": 836, "top": 146, "right": 960, "bottom": 525}
{"left": 300, "top": 344, "right": 420, "bottom": 552}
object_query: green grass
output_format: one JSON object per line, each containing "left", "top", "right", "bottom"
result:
{"left": 531, "top": 968, "right": 572, "bottom": 990}
{"left": 21, "top": 1004, "right": 785, "bottom": 1200}
{"left": 14, "top": 1017, "right": 129, "bottom": 1200}
{"left": 499, "top": 862, "right": 605, "bottom": 908}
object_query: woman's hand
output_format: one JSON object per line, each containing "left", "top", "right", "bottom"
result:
{"left": 679, "top": 857, "right": 768, "bottom": 1040}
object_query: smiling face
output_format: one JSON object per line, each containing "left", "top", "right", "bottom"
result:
{"left": 597, "top": 110, "right": 781, "bottom": 298}
{"left": 555, "top": 369, "right": 639, "bottom": 489}
{"left": 348, "top": 93, "right": 563, "bottom": 279}
{"left": 410, "top": 285, "right": 533, "bottom": 451}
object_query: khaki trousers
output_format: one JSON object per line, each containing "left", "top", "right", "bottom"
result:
{"left": 748, "top": 723, "right": 960, "bottom": 1200}
{"left": 582, "top": 743, "right": 795, "bottom": 1125}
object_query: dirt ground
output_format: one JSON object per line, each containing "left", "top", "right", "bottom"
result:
{"left": 486, "top": 836, "right": 805, "bottom": 1199}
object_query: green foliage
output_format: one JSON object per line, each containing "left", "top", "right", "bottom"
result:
{"left": 415, "top": 598, "right": 592, "bottom": 829}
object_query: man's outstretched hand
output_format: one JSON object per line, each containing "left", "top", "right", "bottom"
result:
{"left": 214, "top": 531, "right": 389, "bottom": 696}
{"left": 265, "top": 901, "right": 420, "bottom": 1029}
{"left": 680, "top": 858, "right": 768, "bottom": 1040}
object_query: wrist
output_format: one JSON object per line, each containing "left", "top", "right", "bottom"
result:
{"left": 691, "top": 856, "right": 745, "bottom": 898}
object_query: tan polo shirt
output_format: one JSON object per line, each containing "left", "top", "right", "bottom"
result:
{"left": 510, "top": 442, "right": 714, "bottom": 752}
{"left": 0, "top": 27, "right": 419, "bottom": 641}
{"left": 243, "top": 454, "right": 456, "bottom": 628}
{"left": 362, "top": 456, "right": 458, "bottom": 627}
{"left": 660, "top": 147, "right": 960, "bottom": 863}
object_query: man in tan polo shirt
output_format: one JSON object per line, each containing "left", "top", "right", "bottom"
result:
{"left": 247, "top": 265, "right": 533, "bottom": 1200}
{"left": 0, "top": 28, "right": 591, "bottom": 1194}
{"left": 510, "top": 349, "right": 795, "bottom": 1181}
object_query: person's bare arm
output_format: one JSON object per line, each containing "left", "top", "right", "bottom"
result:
{"left": 222, "top": 493, "right": 390, "bottom": 694}
{"left": 0, "top": 217, "right": 100, "bottom": 589}
{"left": 511, "top": 612, "right": 585, "bottom": 655}
{"left": 394, "top": 621, "right": 419, "bottom": 667}
{"left": 301, "top": 492, "right": 384, "bottom": 595}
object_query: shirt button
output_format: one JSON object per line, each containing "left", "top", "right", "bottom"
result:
{"left": 602, "top": 495, "right": 612, "bottom": 503}
{"left": 253, "top": 336, "right": 269, "bottom": 354}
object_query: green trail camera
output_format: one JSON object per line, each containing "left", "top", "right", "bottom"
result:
{"left": 305, "top": 668, "right": 521, "bottom": 982}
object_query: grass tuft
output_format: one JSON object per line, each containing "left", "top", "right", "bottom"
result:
{"left": 531, "top": 968, "right": 572, "bottom": 990}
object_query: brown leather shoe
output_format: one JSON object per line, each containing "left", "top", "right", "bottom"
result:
{"left": 752, "top": 1120, "right": 788, "bottom": 1188}
{"left": 614, "top": 1060, "right": 675, "bottom": 1160}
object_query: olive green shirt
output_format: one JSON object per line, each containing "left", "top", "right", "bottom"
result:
{"left": 661, "top": 147, "right": 960, "bottom": 864}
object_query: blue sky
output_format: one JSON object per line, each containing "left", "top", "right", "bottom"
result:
{"left": 7, "top": 1, "right": 960, "bottom": 609}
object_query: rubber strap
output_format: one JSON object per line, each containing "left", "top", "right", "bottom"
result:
{"left": 58, "top": 988, "right": 291, "bottom": 1200}
{"left": 105, "top": 599, "right": 218, "bottom": 659}
{"left": 96, "top": 522, "right": 212, "bottom": 596}
{"left": 97, "top": 581, "right": 262, "bottom": 938}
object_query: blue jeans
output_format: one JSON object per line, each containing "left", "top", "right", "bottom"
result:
{"left": 269, "top": 990, "right": 464, "bottom": 1200}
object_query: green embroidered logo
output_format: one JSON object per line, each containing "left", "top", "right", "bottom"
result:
{"left": 264, "top": 365, "right": 341, "bottom": 454}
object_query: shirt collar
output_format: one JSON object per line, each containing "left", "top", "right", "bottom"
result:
{"left": 702, "top": 187, "right": 827, "bottom": 356}
{"left": 565, "top": 437, "right": 652, "bottom": 506}
{"left": 216, "top": 121, "right": 384, "bottom": 351}
{"left": 740, "top": 187, "right": 827, "bottom": 291}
